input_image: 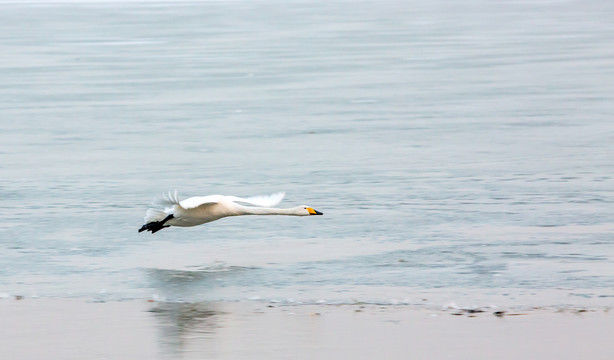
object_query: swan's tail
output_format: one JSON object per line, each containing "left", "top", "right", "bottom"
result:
{"left": 139, "top": 191, "right": 180, "bottom": 234}
{"left": 144, "top": 208, "right": 168, "bottom": 224}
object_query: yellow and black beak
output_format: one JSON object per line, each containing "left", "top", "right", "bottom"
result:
{"left": 307, "top": 207, "right": 323, "bottom": 215}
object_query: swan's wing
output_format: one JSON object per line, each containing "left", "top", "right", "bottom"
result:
{"left": 153, "top": 191, "right": 283, "bottom": 210}
{"left": 153, "top": 191, "right": 221, "bottom": 210}
{"left": 179, "top": 195, "right": 223, "bottom": 210}
{"left": 228, "top": 192, "right": 285, "bottom": 207}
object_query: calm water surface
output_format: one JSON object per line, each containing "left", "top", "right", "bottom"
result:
{"left": 1, "top": 0, "right": 614, "bottom": 307}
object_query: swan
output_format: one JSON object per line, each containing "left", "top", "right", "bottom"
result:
{"left": 138, "top": 190, "right": 323, "bottom": 234}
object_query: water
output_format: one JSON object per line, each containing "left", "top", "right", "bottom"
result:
{"left": 1, "top": 0, "right": 613, "bottom": 308}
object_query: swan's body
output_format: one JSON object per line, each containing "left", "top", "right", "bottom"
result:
{"left": 139, "top": 191, "right": 323, "bottom": 233}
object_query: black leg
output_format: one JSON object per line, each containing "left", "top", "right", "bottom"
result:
{"left": 159, "top": 214, "right": 174, "bottom": 225}
{"left": 138, "top": 214, "right": 174, "bottom": 233}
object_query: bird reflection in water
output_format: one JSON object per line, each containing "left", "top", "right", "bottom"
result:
{"left": 149, "top": 301, "right": 223, "bottom": 357}
{"left": 146, "top": 265, "right": 256, "bottom": 356}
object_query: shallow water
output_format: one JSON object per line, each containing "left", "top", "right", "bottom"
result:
{"left": 1, "top": 0, "right": 614, "bottom": 307}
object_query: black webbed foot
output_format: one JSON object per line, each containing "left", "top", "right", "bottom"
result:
{"left": 138, "top": 214, "right": 174, "bottom": 234}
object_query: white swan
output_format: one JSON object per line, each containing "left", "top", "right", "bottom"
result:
{"left": 138, "top": 190, "right": 323, "bottom": 234}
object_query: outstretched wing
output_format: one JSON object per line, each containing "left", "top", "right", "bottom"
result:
{"left": 152, "top": 190, "right": 284, "bottom": 210}
{"left": 228, "top": 192, "right": 285, "bottom": 207}
{"left": 153, "top": 190, "right": 221, "bottom": 210}
{"left": 179, "top": 195, "right": 223, "bottom": 210}
{"left": 153, "top": 190, "right": 182, "bottom": 209}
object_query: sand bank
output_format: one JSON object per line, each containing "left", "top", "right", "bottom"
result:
{"left": 1, "top": 299, "right": 612, "bottom": 360}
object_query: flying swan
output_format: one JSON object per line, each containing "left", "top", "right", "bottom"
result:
{"left": 139, "top": 191, "right": 323, "bottom": 234}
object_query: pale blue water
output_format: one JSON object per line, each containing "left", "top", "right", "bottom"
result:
{"left": 1, "top": 0, "right": 614, "bottom": 307}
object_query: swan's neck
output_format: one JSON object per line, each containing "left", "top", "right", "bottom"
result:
{"left": 238, "top": 206, "right": 298, "bottom": 216}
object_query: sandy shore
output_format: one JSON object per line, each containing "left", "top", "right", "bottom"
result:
{"left": 1, "top": 299, "right": 612, "bottom": 360}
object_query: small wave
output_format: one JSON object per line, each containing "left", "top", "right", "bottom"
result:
{"left": 145, "top": 264, "right": 257, "bottom": 279}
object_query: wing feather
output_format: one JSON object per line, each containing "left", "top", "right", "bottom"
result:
{"left": 228, "top": 192, "right": 285, "bottom": 207}
{"left": 151, "top": 191, "right": 284, "bottom": 211}
{"left": 179, "top": 195, "right": 222, "bottom": 210}
{"left": 153, "top": 190, "right": 181, "bottom": 209}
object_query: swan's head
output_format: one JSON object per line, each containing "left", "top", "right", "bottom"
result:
{"left": 297, "top": 206, "right": 323, "bottom": 216}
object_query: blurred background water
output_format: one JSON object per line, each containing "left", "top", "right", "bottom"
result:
{"left": 1, "top": 0, "right": 613, "bottom": 307}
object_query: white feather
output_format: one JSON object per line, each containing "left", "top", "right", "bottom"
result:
{"left": 153, "top": 190, "right": 181, "bottom": 209}
{"left": 228, "top": 192, "right": 285, "bottom": 207}
{"left": 144, "top": 208, "right": 167, "bottom": 223}
{"left": 180, "top": 195, "right": 223, "bottom": 210}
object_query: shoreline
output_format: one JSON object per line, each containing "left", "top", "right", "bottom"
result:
{"left": 2, "top": 298, "right": 612, "bottom": 360}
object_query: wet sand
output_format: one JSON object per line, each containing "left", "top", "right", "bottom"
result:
{"left": 2, "top": 299, "right": 612, "bottom": 360}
